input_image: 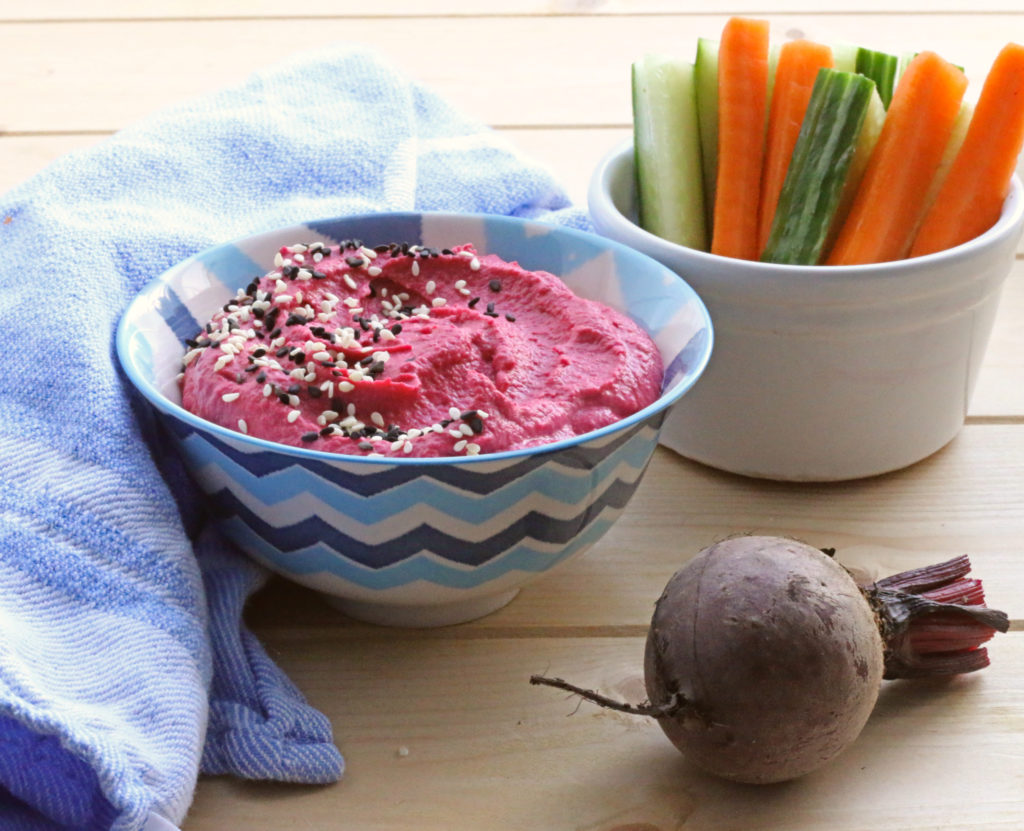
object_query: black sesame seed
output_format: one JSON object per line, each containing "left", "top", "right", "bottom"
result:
{"left": 252, "top": 347, "right": 267, "bottom": 358}
{"left": 275, "top": 347, "right": 290, "bottom": 358}
{"left": 489, "top": 279, "right": 502, "bottom": 292}
{"left": 505, "top": 313, "right": 516, "bottom": 323}
{"left": 285, "top": 314, "right": 305, "bottom": 327}
{"left": 468, "top": 296, "right": 480, "bottom": 308}
{"left": 301, "top": 432, "right": 319, "bottom": 443}
{"left": 345, "top": 256, "right": 364, "bottom": 267}
{"left": 235, "top": 373, "right": 247, "bottom": 384}
{"left": 277, "top": 392, "right": 290, "bottom": 405}
{"left": 307, "top": 385, "right": 322, "bottom": 398}
{"left": 390, "top": 323, "right": 402, "bottom": 335}
{"left": 256, "top": 371, "right": 267, "bottom": 384}
{"left": 312, "top": 270, "right": 327, "bottom": 279}
{"left": 287, "top": 383, "right": 303, "bottom": 395}
{"left": 358, "top": 441, "right": 374, "bottom": 451}
{"left": 185, "top": 337, "right": 202, "bottom": 348}
{"left": 442, "top": 248, "right": 453, "bottom": 255}
{"left": 319, "top": 426, "right": 334, "bottom": 437}
{"left": 244, "top": 365, "right": 259, "bottom": 373}
{"left": 269, "top": 327, "right": 282, "bottom": 340}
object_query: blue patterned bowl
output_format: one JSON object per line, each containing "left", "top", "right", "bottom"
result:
{"left": 117, "top": 212, "right": 712, "bottom": 626}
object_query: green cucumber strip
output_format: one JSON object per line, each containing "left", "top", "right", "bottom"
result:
{"left": 694, "top": 38, "right": 719, "bottom": 232}
{"left": 826, "top": 87, "right": 887, "bottom": 255}
{"left": 632, "top": 54, "right": 708, "bottom": 250}
{"left": 761, "top": 69, "right": 876, "bottom": 265}
{"left": 855, "top": 47, "right": 898, "bottom": 107}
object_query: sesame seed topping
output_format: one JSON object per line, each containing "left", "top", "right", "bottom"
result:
{"left": 287, "top": 410, "right": 301, "bottom": 423}
{"left": 238, "top": 419, "right": 248, "bottom": 434}
{"left": 221, "top": 392, "right": 241, "bottom": 403}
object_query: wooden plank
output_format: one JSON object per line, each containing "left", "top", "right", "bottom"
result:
{"left": 1, "top": 15, "right": 1020, "bottom": 133}
{"left": 3, "top": 1, "right": 1022, "bottom": 21}
{"left": 183, "top": 632, "right": 1024, "bottom": 830}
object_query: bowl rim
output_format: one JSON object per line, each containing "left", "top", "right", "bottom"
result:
{"left": 588, "top": 139, "right": 1024, "bottom": 286}
{"left": 117, "top": 209, "right": 714, "bottom": 467}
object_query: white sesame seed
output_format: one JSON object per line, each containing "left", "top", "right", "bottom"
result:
{"left": 287, "top": 410, "right": 301, "bottom": 423}
{"left": 477, "top": 410, "right": 490, "bottom": 419}
{"left": 313, "top": 251, "right": 323, "bottom": 262}
{"left": 459, "top": 423, "right": 474, "bottom": 436}
{"left": 371, "top": 412, "right": 385, "bottom": 427}
{"left": 454, "top": 439, "right": 467, "bottom": 452}
{"left": 276, "top": 294, "right": 293, "bottom": 304}
{"left": 425, "top": 280, "right": 436, "bottom": 295}
{"left": 411, "top": 260, "right": 420, "bottom": 277}
{"left": 449, "top": 429, "right": 464, "bottom": 439}
{"left": 322, "top": 410, "right": 339, "bottom": 422}
{"left": 360, "top": 246, "right": 377, "bottom": 260}
{"left": 454, "top": 279, "right": 466, "bottom": 289}
{"left": 347, "top": 403, "right": 357, "bottom": 416}
{"left": 288, "top": 395, "right": 299, "bottom": 407}
{"left": 263, "top": 384, "right": 272, "bottom": 397}
{"left": 403, "top": 441, "right": 414, "bottom": 454}
{"left": 368, "top": 266, "right": 382, "bottom": 277}
{"left": 296, "top": 269, "right": 312, "bottom": 281}
{"left": 238, "top": 419, "right": 248, "bottom": 433}
{"left": 290, "top": 244, "right": 308, "bottom": 254}
{"left": 390, "top": 439, "right": 405, "bottom": 451}
{"left": 348, "top": 370, "right": 365, "bottom": 382}
{"left": 379, "top": 328, "right": 396, "bottom": 341}
{"left": 407, "top": 428, "right": 422, "bottom": 439}
{"left": 213, "top": 355, "right": 232, "bottom": 371}
{"left": 221, "top": 391, "right": 241, "bottom": 403}
{"left": 182, "top": 348, "right": 202, "bottom": 366}
{"left": 338, "top": 381, "right": 355, "bottom": 393}
{"left": 465, "top": 443, "right": 481, "bottom": 455}
{"left": 448, "top": 407, "right": 461, "bottom": 420}
{"left": 470, "top": 258, "right": 481, "bottom": 271}
{"left": 312, "top": 351, "right": 332, "bottom": 362}
{"left": 432, "top": 297, "right": 447, "bottom": 307}
{"left": 343, "top": 273, "right": 358, "bottom": 290}
{"left": 275, "top": 278, "right": 287, "bottom": 292}
{"left": 219, "top": 342, "right": 238, "bottom": 354}
{"left": 317, "top": 313, "right": 332, "bottom": 323}
{"left": 457, "top": 249, "right": 474, "bottom": 258}
{"left": 343, "top": 297, "right": 359, "bottom": 307}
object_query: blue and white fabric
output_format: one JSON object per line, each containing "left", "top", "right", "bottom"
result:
{"left": 0, "top": 44, "right": 587, "bottom": 831}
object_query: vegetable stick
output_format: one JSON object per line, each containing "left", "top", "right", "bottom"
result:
{"left": 826, "top": 51, "right": 967, "bottom": 265}
{"left": 910, "top": 43, "right": 1024, "bottom": 257}
{"left": 757, "top": 39, "right": 834, "bottom": 255}
{"left": 711, "top": 16, "right": 771, "bottom": 260}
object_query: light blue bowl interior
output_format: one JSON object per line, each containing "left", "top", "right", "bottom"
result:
{"left": 117, "top": 211, "right": 713, "bottom": 466}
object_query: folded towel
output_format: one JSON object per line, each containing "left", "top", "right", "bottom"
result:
{"left": 0, "top": 44, "right": 587, "bottom": 831}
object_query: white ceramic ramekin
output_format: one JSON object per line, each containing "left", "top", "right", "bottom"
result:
{"left": 590, "top": 141, "right": 1024, "bottom": 481}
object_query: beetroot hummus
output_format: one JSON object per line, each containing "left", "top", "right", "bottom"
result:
{"left": 179, "top": 240, "right": 662, "bottom": 457}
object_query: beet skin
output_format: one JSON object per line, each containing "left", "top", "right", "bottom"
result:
{"left": 643, "top": 536, "right": 884, "bottom": 784}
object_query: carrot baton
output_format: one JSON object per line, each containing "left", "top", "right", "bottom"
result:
{"left": 827, "top": 51, "right": 968, "bottom": 265}
{"left": 757, "top": 38, "right": 834, "bottom": 256}
{"left": 910, "top": 42, "right": 1024, "bottom": 257}
{"left": 711, "top": 16, "right": 771, "bottom": 261}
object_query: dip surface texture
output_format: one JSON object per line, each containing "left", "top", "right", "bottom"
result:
{"left": 180, "top": 241, "right": 663, "bottom": 457}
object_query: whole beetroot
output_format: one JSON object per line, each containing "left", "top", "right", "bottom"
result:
{"left": 532, "top": 536, "right": 1008, "bottom": 784}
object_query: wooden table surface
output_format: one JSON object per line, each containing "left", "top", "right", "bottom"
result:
{"left": 5, "top": 3, "right": 1024, "bottom": 829}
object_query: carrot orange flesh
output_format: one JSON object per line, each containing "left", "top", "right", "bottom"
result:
{"left": 757, "top": 39, "right": 834, "bottom": 256}
{"left": 711, "top": 17, "right": 771, "bottom": 260}
{"left": 910, "top": 42, "right": 1024, "bottom": 257}
{"left": 826, "top": 51, "right": 968, "bottom": 265}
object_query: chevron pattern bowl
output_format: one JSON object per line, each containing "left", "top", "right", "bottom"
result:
{"left": 117, "top": 212, "right": 713, "bottom": 626}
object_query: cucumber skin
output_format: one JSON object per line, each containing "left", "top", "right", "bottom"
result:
{"left": 761, "top": 69, "right": 876, "bottom": 265}
{"left": 694, "top": 38, "right": 720, "bottom": 232}
{"left": 855, "top": 47, "right": 898, "bottom": 108}
{"left": 632, "top": 55, "right": 708, "bottom": 250}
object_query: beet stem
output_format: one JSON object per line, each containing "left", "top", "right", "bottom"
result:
{"left": 529, "top": 675, "right": 688, "bottom": 719}
{"left": 863, "top": 555, "right": 1009, "bottom": 680}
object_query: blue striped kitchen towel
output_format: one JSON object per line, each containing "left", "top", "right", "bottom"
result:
{"left": 0, "top": 44, "right": 587, "bottom": 831}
